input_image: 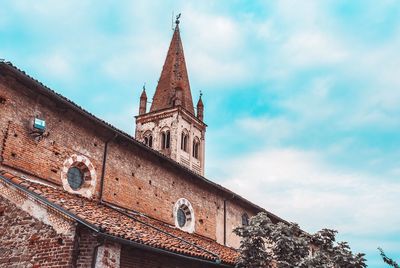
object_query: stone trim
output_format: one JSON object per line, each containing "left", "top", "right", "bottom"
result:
{"left": 95, "top": 242, "right": 121, "bottom": 268}
{"left": 173, "top": 198, "right": 195, "bottom": 233}
{"left": 61, "top": 154, "right": 97, "bottom": 198}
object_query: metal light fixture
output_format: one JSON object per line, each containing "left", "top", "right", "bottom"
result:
{"left": 33, "top": 118, "right": 46, "bottom": 132}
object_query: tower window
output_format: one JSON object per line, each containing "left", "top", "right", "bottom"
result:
{"left": 181, "top": 131, "right": 188, "bottom": 152}
{"left": 192, "top": 138, "right": 200, "bottom": 159}
{"left": 242, "top": 213, "right": 249, "bottom": 226}
{"left": 143, "top": 132, "right": 153, "bottom": 148}
{"left": 161, "top": 130, "right": 170, "bottom": 149}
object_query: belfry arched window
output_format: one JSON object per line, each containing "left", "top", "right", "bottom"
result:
{"left": 192, "top": 138, "right": 200, "bottom": 159}
{"left": 143, "top": 132, "right": 153, "bottom": 148}
{"left": 161, "top": 130, "right": 170, "bottom": 149}
{"left": 181, "top": 131, "right": 189, "bottom": 152}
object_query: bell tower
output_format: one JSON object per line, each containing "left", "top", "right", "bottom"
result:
{"left": 135, "top": 16, "right": 206, "bottom": 175}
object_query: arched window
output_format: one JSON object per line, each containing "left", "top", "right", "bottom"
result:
{"left": 181, "top": 131, "right": 188, "bottom": 152}
{"left": 143, "top": 132, "right": 153, "bottom": 148}
{"left": 192, "top": 138, "right": 200, "bottom": 159}
{"left": 242, "top": 213, "right": 249, "bottom": 226}
{"left": 161, "top": 130, "right": 170, "bottom": 149}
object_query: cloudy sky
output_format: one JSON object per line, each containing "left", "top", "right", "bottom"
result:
{"left": 1, "top": 0, "right": 399, "bottom": 266}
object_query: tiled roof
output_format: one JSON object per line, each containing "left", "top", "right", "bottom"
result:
{"left": 0, "top": 170, "right": 238, "bottom": 266}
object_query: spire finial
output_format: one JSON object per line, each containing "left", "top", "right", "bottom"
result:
{"left": 199, "top": 90, "right": 203, "bottom": 99}
{"left": 143, "top": 82, "right": 146, "bottom": 92}
{"left": 175, "top": 13, "right": 181, "bottom": 26}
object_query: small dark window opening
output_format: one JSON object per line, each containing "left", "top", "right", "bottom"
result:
{"left": 166, "top": 131, "right": 170, "bottom": 148}
{"left": 161, "top": 131, "right": 170, "bottom": 149}
{"left": 177, "top": 208, "right": 186, "bottom": 227}
{"left": 144, "top": 135, "right": 153, "bottom": 148}
{"left": 181, "top": 132, "right": 188, "bottom": 152}
{"left": 67, "top": 167, "right": 83, "bottom": 190}
{"left": 161, "top": 133, "right": 166, "bottom": 149}
{"left": 192, "top": 140, "right": 200, "bottom": 159}
{"left": 242, "top": 213, "right": 249, "bottom": 226}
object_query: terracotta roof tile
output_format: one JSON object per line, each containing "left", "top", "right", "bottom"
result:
{"left": 0, "top": 171, "right": 238, "bottom": 265}
{"left": 1, "top": 172, "right": 16, "bottom": 180}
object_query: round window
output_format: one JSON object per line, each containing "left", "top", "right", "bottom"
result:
{"left": 67, "top": 167, "right": 83, "bottom": 190}
{"left": 177, "top": 208, "right": 187, "bottom": 227}
{"left": 173, "top": 198, "right": 195, "bottom": 233}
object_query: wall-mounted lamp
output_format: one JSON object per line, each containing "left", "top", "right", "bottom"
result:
{"left": 29, "top": 117, "right": 48, "bottom": 141}
{"left": 33, "top": 118, "right": 46, "bottom": 132}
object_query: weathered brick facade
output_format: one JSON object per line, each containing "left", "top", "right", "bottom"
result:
{"left": 0, "top": 195, "right": 76, "bottom": 268}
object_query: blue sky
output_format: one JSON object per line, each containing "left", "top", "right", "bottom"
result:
{"left": 1, "top": 0, "right": 399, "bottom": 266}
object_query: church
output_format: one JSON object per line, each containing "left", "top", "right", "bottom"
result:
{"left": 0, "top": 19, "right": 288, "bottom": 267}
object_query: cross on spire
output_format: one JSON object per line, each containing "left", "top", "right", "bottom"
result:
{"left": 175, "top": 13, "right": 181, "bottom": 25}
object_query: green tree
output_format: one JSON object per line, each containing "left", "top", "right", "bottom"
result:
{"left": 233, "top": 212, "right": 273, "bottom": 268}
{"left": 234, "top": 212, "right": 367, "bottom": 268}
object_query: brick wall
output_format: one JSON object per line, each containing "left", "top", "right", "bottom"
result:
{"left": 0, "top": 81, "right": 14, "bottom": 164}
{"left": 75, "top": 227, "right": 98, "bottom": 268}
{"left": 103, "top": 139, "right": 220, "bottom": 239}
{"left": 0, "top": 70, "right": 106, "bottom": 195}
{"left": 0, "top": 195, "right": 76, "bottom": 268}
{"left": 120, "top": 245, "right": 217, "bottom": 268}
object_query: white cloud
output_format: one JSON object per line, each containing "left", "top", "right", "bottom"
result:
{"left": 101, "top": 39, "right": 165, "bottom": 83}
{"left": 235, "top": 116, "right": 296, "bottom": 145}
{"left": 36, "top": 52, "right": 75, "bottom": 80}
{"left": 282, "top": 31, "right": 348, "bottom": 67}
{"left": 182, "top": 7, "right": 252, "bottom": 86}
{"left": 220, "top": 147, "right": 400, "bottom": 238}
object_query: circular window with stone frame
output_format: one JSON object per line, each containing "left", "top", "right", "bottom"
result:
{"left": 173, "top": 198, "right": 195, "bottom": 233}
{"left": 61, "top": 154, "right": 97, "bottom": 198}
{"left": 67, "top": 167, "right": 84, "bottom": 190}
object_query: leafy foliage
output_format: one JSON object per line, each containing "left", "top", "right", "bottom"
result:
{"left": 233, "top": 212, "right": 273, "bottom": 268}
{"left": 378, "top": 247, "right": 399, "bottom": 268}
{"left": 270, "top": 222, "right": 309, "bottom": 267}
{"left": 306, "top": 229, "right": 366, "bottom": 268}
{"left": 234, "top": 212, "right": 367, "bottom": 268}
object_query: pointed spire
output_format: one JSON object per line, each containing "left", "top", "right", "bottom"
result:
{"left": 150, "top": 16, "right": 195, "bottom": 114}
{"left": 197, "top": 91, "right": 204, "bottom": 121}
{"left": 139, "top": 84, "right": 147, "bottom": 115}
{"left": 140, "top": 84, "right": 147, "bottom": 98}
